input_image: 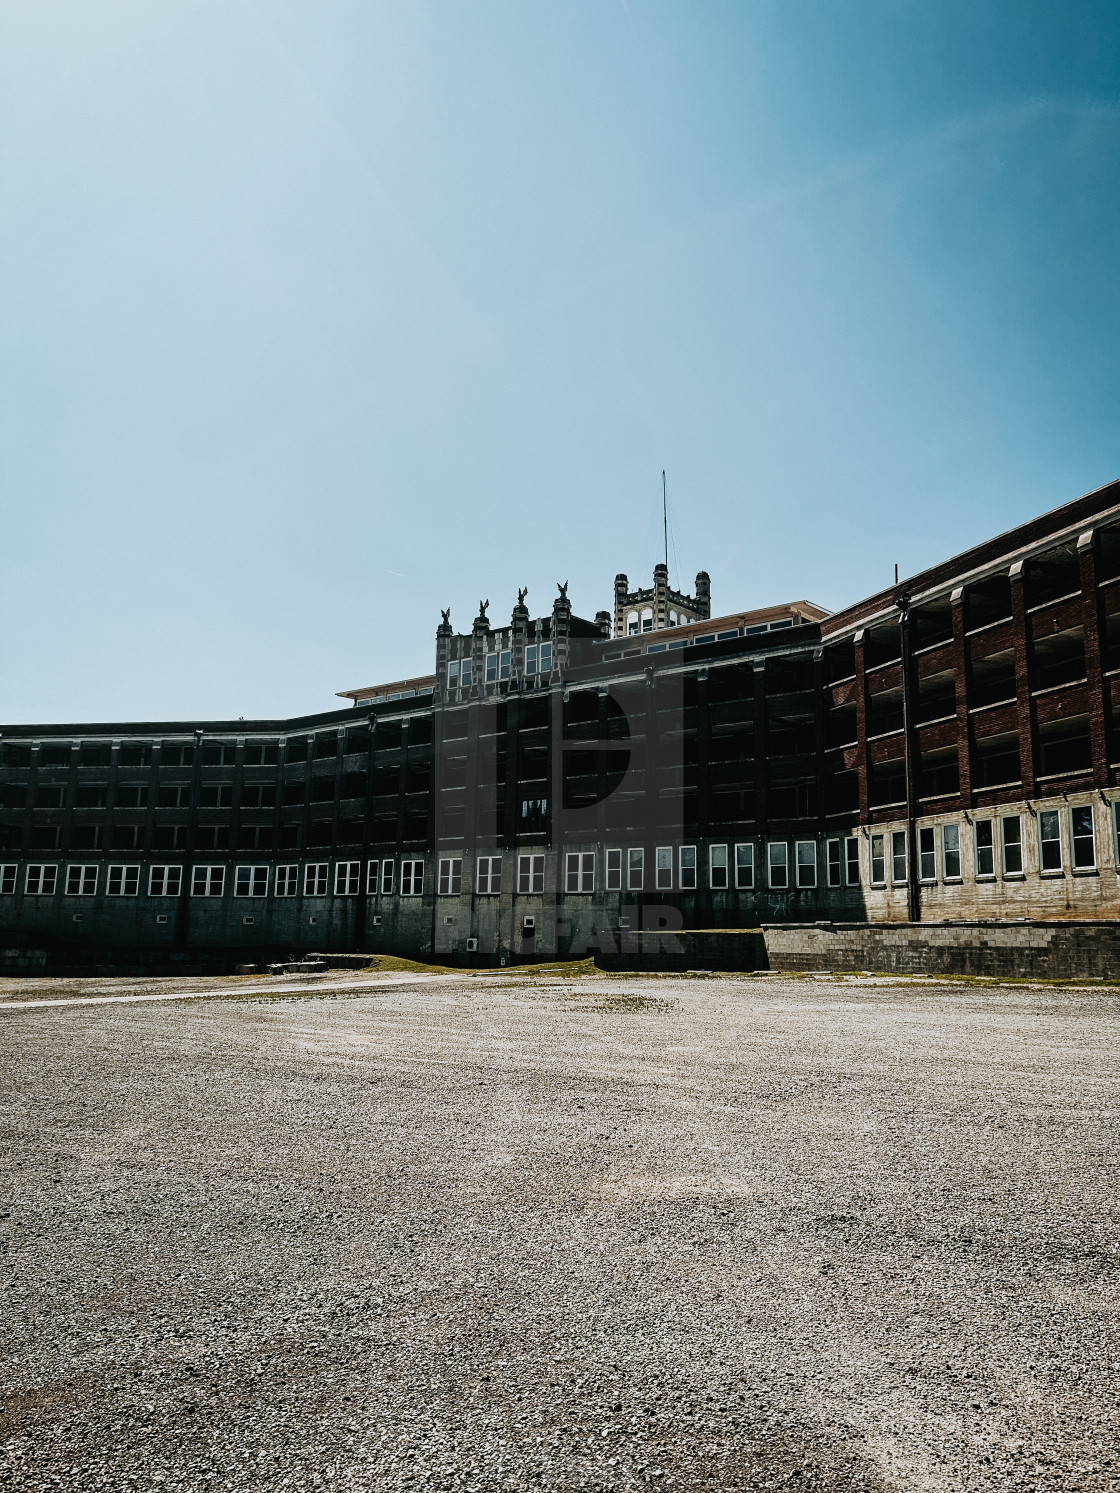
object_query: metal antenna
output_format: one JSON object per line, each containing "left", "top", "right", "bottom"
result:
{"left": 662, "top": 470, "right": 669, "bottom": 578}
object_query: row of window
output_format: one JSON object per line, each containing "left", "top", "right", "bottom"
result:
{"left": 5, "top": 776, "right": 382, "bottom": 811}
{"left": 0, "top": 737, "right": 379, "bottom": 770}
{"left": 870, "top": 805, "right": 1105, "bottom": 886}
{"left": 8, "top": 861, "right": 427, "bottom": 900}
{"left": 447, "top": 643, "right": 553, "bottom": 692}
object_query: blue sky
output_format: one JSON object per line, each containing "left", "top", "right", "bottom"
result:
{"left": 2, "top": 1, "right": 1119, "bottom": 723}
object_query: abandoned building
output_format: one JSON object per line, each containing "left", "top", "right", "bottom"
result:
{"left": 4, "top": 477, "right": 1120, "bottom": 971}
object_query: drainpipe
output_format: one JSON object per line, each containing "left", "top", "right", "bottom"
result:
{"left": 898, "top": 595, "right": 920, "bottom": 923}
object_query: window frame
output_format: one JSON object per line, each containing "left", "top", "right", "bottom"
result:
{"left": 149, "top": 864, "right": 183, "bottom": 898}
{"left": 235, "top": 865, "right": 271, "bottom": 898}
{"left": 942, "top": 823, "right": 962, "bottom": 881}
{"left": 517, "top": 853, "right": 544, "bottom": 895}
{"left": 1071, "top": 804, "right": 1096, "bottom": 870}
{"left": 303, "top": 862, "right": 329, "bottom": 897}
{"left": 870, "top": 835, "right": 885, "bottom": 886}
{"left": 1000, "top": 815, "right": 1023, "bottom": 876}
{"left": 438, "top": 856, "right": 463, "bottom": 896}
{"left": 795, "top": 840, "right": 816, "bottom": 889}
{"left": 1039, "top": 809, "right": 1063, "bottom": 873}
{"left": 890, "top": 831, "right": 907, "bottom": 885}
{"left": 628, "top": 846, "right": 645, "bottom": 891}
{"left": 400, "top": 860, "right": 424, "bottom": 896}
{"left": 734, "top": 842, "right": 754, "bottom": 889}
{"left": 767, "top": 841, "right": 789, "bottom": 890}
{"left": 918, "top": 826, "right": 936, "bottom": 883}
{"left": 65, "top": 864, "right": 98, "bottom": 896}
{"left": 826, "top": 839, "right": 842, "bottom": 887}
{"left": 107, "top": 864, "right": 141, "bottom": 897}
{"left": 656, "top": 846, "right": 673, "bottom": 890}
{"left": 709, "top": 843, "right": 728, "bottom": 890}
{"left": 605, "top": 847, "right": 622, "bottom": 892}
{"left": 26, "top": 864, "right": 58, "bottom": 896}
{"left": 476, "top": 855, "right": 502, "bottom": 896}
{"left": 379, "top": 858, "right": 395, "bottom": 895}
{"left": 0, "top": 865, "right": 18, "bottom": 896}
{"left": 679, "top": 845, "right": 697, "bottom": 890}
{"left": 191, "top": 864, "right": 226, "bottom": 898}
{"left": 975, "top": 819, "right": 995, "bottom": 878}
{"left": 844, "top": 836, "right": 860, "bottom": 886}
{"left": 275, "top": 865, "right": 299, "bottom": 898}
{"left": 565, "top": 851, "right": 594, "bottom": 894}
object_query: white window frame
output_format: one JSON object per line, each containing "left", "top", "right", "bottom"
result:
{"left": 869, "top": 835, "right": 885, "bottom": 885}
{"left": 460, "top": 658, "right": 472, "bottom": 689}
{"left": 525, "top": 644, "right": 538, "bottom": 675}
{"left": 845, "top": 836, "right": 860, "bottom": 885}
{"left": 628, "top": 847, "right": 645, "bottom": 891}
{"left": 499, "top": 649, "right": 511, "bottom": 681}
{"left": 191, "top": 865, "right": 225, "bottom": 897}
{"left": 734, "top": 843, "right": 754, "bottom": 889}
{"left": 767, "top": 842, "right": 788, "bottom": 890}
{"left": 303, "top": 862, "right": 329, "bottom": 897}
{"left": 334, "top": 861, "right": 361, "bottom": 896}
{"left": 107, "top": 864, "right": 140, "bottom": 897}
{"left": 605, "top": 848, "right": 622, "bottom": 891}
{"left": 379, "top": 858, "right": 395, "bottom": 895}
{"left": 438, "top": 856, "right": 463, "bottom": 896}
{"left": 149, "top": 865, "right": 183, "bottom": 897}
{"left": 656, "top": 846, "right": 673, "bottom": 890}
{"left": 709, "top": 844, "right": 728, "bottom": 890}
{"left": 275, "top": 865, "right": 299, "bottom": 898}
{"left": 565, "top": 851, "right": 594, "bottom": 894}
{"left": 941, "top": 823, "right": 961, "bottom": 881}
{"left": 890, "top": 831, "right": 907, "bottom": 885}
{"left": 26, "top": 864, "right": 58, "bottom": 896}
{"left": 1001, "top": 815, "right": 1023, "bottom": 876}
{"left": 918, "top": 826, "right": 937, "bottom": 882}
{"left": 975, "top": 820, "right": 995, "bottom": 878}
{"left": 679, "top": 845, "right": 697, "bottom": 891}
{"left": 400, "top": 860, "right": 424, "bottom": 896}
{"left": 539, "top": 642, "right": 552, "bottom": 673}
{"left": 234, "top": 864, "right": 270, "bottom": 898}
{"left": 517, "top": 853, "right": 544, "bottom": 894}
{"left": 1071, "top": 804, "right": 1096, "bottom": 870}
{"left": 0, "top": 865, "right": 17, "bottom": 895}
{"left": 476, "top": 855, "right": 501, "bottom": 895}
{"left": 485, "top": 652, "right": 498, "bottom": 683}
{"left": 1039, "top": 810, "right": 1063, "bottom": 873}
{"left": 447, "top": 659, "right": 460, "bottom": 689}
{"left": 65, "top": 864, "right": 98, "bottom": 896}
{"left": 795, "top": 841, "right": 816, "bottom": 888}
{"left": 826, "top": 839, "right": 842, "bottom": 887}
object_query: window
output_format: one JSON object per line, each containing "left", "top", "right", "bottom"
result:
{"left": 31, "top": 827, "right": 61, "bottom": 850}
{"left": 656, "top": 846, "right": 674, "bottom": 890}
{"left": 942, "top": 824, "right": 961, "bottom": 880}
{"left": 796, "top": 841, "right": 816, "bottom": 888}
{"left": 78, "top": 744, "right": 111, "bottom": 768}
{"left": 26, "top": 864, "right": 58, "bottom": 895}
{"left": 891, "top": 831, "right": 907, "bottom": 884}
{"left": 919, "top": 826, "right": 936, "bottom": 882}
{"left": 279, "top": 824, "right": 300, "bottom": 849}
{"left": 525, "top": 645, "right": 537, "bottom": 675}
{"left": 605, "top": 848, "right": 622, "bottom": 891}
{"left": 628, "top": 847, "right": 645, "bottom": 891}
{"left": 154, "top": 826, "right": 186, "bottom": 851}
{"left": 0, "top": 866, "right": 17, "bottom": 895}
{"left": 460, "top": 659, "right": 473, "bottom": 689}
{"left": 679, "top": 845, "right": 697, "bottom": 890}
{"left": 539, "top": 642, "right": 552, "bottom": 673}
{"left": 40, "top": 745, "right": 72, "bottom": 767}
{"left": 107, "top": 865, "right": 140, "bottom": 896}
{"left": 116, "top": 784, "right": 148, "bottom": 809}
{"left": 1001, "top": 816, "right": 1023, "bottom": 875}
{"left": 845, "top": 836, "right": 860, "bottom": 885}
{"left": 282, "top": 781, "right": 305, "bottom": 806}
{"left": 310, "top": 777, "right": 335, "bottom": 803}
{"left": 76, "top": 783, "right": 107, "bottom": 809}
{"left": 477, "top": 856, "right": 502, "bottom": 894}
{"left": 286, "top": 738, "right": 309, "bottom": 763}
{"left": 870, "top": 835, "right": 886, "bottom": 885}
{"left": 242, "top": 784, "right": 276, "bottom": 809}
{"left": 111, "top": 826, "right": 144, "bottom": 851}
{"left": 379, "top": 859, "right": 394, "bottom": 894}
{"left": 149, "top": 865, "right": 183, "bottom": 897}
{"left": 565, "top": 852, "right": 594, "bottom": 893}
{"left": 72, "top": 825, "right": 102, "bottom": 850}
{"left": 439, "top": 856, "right": 463, "bottom": 895}
{"left": 519, "top": 797, "right": 547, "bottom": 832}
{"left": 119, "top": 744, "right": 153, "bottom": 768}
{"left": 158, "top": 784, "right": 191, "bottom": 809}
{"left": 518, "top": 854, "right": 544, "bottom": 894}
{"left": 447, "top": 660, "right": 460, "bottom": 689}
{"left": 275, "top": 865, "right": 299, "bottom": 898}
{"left": 161, "top": 744, "right": 194, "bottom": 767}
{"left": 486, "top": 653, "right": 498, "bottom": 684}
{"left": 304, "top": 863, "right": 329, "bottom": 897}
{"left": 735, "top": 843, "right": 754, "bottom": 889}
{"left": 65, "top": 865, "right": 98, "bottom": 896}
{"left": 641, "top": 609, "right": 653, "bottom": 633}
{"left": 1039, "top": 810, "right": 1062, "bottom": 872}
{"left": 334, "top": 861, "right": 361, "bottom": 896}
{"left": 401, "top": 860, "right": 424, "bottom": 896}
{"left": 192, "top": 865, "right": 225, "bottom": 897}
{"left": 238, "top": 825, "right": 273, "bottom": 851}
{"left": 627, "top": 613, "right": 639, "bottom": 635}
{"left": 199, "top": 784, "right": 232, "bottom": 809}
{"left": 1071, "top": 805, "right": 1096, "bottom": 869}
{"left": 709, "top": 844, "right": 728, "bottom": 890}
{"left": 499, "top": 650, "right": 511, "bottom": 681}
{"left": 235, "top": 865, "right": 270, "bottom": 898}
{"left": 244, "top": 742, "right": 279, "bottom": 766}
{"left": 200, "top": 743, "right": 235, "bottom": 766}
{"left": 768, "top": 842, "right": 788, "bottom": 889}
{"left": 308, "top": 821, "right": 333, "bottom": 848}
{"left": 827, "top": 840, "right": 842, "bottom": 887}
{"left": 975, "top": 820, "right": 995, "bottom": 877}
{"left": 34, "top": 785, "right": 62, "bottom": 808}
{"left": 311, "top": 736, "right": 337, "bottom": 760}
{"left": 196, "top": 826, "right": 230, "bottom": 851}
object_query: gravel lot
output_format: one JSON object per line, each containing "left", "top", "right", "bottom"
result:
{"left": 1, "top": 970, "right": 1118, "bottom": 1492}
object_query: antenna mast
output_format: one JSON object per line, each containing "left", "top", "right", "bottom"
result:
{"left": 662, "top": 470, "right": 668, "bottom": 578}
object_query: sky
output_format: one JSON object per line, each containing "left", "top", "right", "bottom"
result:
{"left": 2, "top": 0, "right": 1119, "bottom": 724}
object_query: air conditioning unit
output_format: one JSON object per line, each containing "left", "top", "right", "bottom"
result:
{"left": 242, "top": 916, "right": 254, "bottom": 926}
{"left": 618, "top": 916, "right": 630, "bottom": 929}
{"left": 465, "top": 937, "right": 479, "bottom": 952}
{"left": 522, "top": 915, "right": 536, "bottom": 931}
{"left": 371, "top": 915, "right": 382, "bottom": 926}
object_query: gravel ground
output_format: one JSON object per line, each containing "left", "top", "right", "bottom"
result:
{"left": 1, "top": 971, "right": 1118, "bottom": 1492}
